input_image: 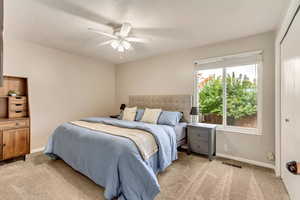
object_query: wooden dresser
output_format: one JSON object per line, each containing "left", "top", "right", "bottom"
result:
{"left": 0, "top": 76, "right": 30, "bottom": 161}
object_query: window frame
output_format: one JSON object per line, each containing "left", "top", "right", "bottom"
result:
{"left": 194, "top": 51, "right": 263, "bottom": 135}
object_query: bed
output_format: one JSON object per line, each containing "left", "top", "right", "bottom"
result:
{"left": 44, "top": 95, "right": 192, "bottom": 200}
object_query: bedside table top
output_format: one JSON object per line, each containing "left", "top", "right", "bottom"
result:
{"left": 188, "top": 122, "right": 217, "bottom": 129}
{"left": 110, "top": 115, "right": 120, "bottom": 119}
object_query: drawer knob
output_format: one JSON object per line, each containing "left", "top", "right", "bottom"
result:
{"left": 16, "top": 122, "right": 20, "bottom": 126}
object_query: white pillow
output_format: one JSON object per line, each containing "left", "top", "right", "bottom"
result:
{"left": 122, "top": 107, "right": 137, "bottom": 121}
{"left": 140, "top": 108, "right": 162, "bottom": 124}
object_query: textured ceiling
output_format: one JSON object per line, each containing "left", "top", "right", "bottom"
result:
{"left": 5, "top": 0, "right": 290, "bottom": 64}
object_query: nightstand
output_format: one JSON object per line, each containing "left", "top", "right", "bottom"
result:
{"left": 187, "top": 123, "right": 217, "bottom": 161}
{"left": 110, "top": 115, "right": 120, "bottom": 119}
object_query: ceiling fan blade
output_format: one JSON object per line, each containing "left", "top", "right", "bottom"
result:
{"left": 126, "top": 37, "right": 149, "bottom": 43}
{"left": 120, "top": 23, "right": 132, "bottom": 37}
{"left": 97, "top": 40, "right": 114, "bottom": 47}
{"left": 88, "top": 28, "right": 118, "bottom": 39}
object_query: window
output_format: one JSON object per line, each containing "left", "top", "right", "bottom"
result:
{"left": 194, "top": 51, "right": 262, "bottom": 134}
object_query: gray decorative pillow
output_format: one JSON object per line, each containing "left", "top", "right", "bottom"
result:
{"left": 157, "top": 111, "right": 183, "bottom": 126}
{"left": 135, "top": 109, "right": 145, "bottom": 121}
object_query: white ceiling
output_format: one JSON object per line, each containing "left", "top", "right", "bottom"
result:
{"left": 5, "top": 0, "right": 290, "bottom": 64}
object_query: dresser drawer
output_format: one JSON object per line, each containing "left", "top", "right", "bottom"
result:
{"left": 0, "top": 119, "right": 29, "bottom": 130}
{"left": 9, "top": 96, "right": 27, "bottom": 104}
{"left": 190, "top": 140, "right": 208, "bottom": 154}
{"left": 188, "top": 127, "right": 209, "bottom": 141}
{"left": 9, "top": 110, "right": 27, "bottom": 118}
{"left": 9, "top": 102, "right": 27, "bottom": 111}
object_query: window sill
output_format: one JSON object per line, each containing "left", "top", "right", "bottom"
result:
{"left": 216, "top": 126, "right": 261, "bottom": 135}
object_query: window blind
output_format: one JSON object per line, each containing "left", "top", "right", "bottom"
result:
{"left": 194, "top": 51, "right": 263, "bottom": 70}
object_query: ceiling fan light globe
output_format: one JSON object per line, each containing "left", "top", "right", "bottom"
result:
{"left": 118, "top": 45, "right": 125, "bottom": 52}
{"left": 122, "top": 40, "right": 131, "bottom": 50}
{"left": 111, "top": 40, "right": 120, "bottom": 49}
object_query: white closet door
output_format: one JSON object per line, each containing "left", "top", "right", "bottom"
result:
{"left": 281, "top": 7, "right": 300, "bottom": 200}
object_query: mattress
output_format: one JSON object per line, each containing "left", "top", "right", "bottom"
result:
{"left": 175, "top": 122, "right": 187, "bottom": 142}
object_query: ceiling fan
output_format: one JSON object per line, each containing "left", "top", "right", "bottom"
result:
{"left": 88, "top": 23, "right": 149, "bottom": 52}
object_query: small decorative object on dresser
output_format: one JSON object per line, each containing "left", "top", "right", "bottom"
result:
{"left": 0, "top": 76, "right": 30, "bottom": 162}
{"left": 8, "top": 90, "right": 18, "bottom": 96}
{"left": 187, "top": 123, "right": 216, "bottom": 161}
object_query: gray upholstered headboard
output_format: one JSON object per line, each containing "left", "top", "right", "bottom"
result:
{"left": 128, "top": 95, "right": 192, "bottom": 122}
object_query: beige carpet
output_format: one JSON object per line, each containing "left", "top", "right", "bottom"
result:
{"left": 0, "top": 152, "right": 289, "bottom": 200}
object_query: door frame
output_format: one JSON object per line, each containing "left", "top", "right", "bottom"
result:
{"left": 275, "top": 0, "right": 300, "bottom": 177}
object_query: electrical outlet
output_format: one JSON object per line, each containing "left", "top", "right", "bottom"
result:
{"left": 267, "top": 152, "right": 275, "bottom": 161}
{"left": 224, "top": 144, "right": 228, "bottom": 152}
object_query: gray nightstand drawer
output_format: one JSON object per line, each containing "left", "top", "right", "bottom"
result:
{"left": 188, "top": 127, "right": 209, "bottom": 140}
{"left": 190, "top": 140, "right": 208, "bottom": 154}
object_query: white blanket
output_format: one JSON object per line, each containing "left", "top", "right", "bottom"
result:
{"left": 70, "top": 121, "right": 158, "bottom": 160}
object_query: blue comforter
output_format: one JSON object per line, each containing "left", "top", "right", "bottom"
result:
{"left": 44, "top": 117, "right": 177, "bottom": 200}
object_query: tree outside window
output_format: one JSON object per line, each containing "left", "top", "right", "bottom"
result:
{"left": 197, "top": 64, "right": 258, "bottom": 128}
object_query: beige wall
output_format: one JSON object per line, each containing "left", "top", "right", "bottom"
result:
{"left": 4, "top": 31, "right": 276, "bottom": 165}
{"left": 4, "top": 38, "right": 116, "bottom": 150}
{"left": 116, "top": 32, "right": 276, "bottom": 165}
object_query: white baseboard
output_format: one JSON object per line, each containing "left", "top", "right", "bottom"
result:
{"left": 30, "top": 147, "right": 45, "bottom": 154}
{"left": 216, "top": 153, "right": 275, "bottom": 169}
